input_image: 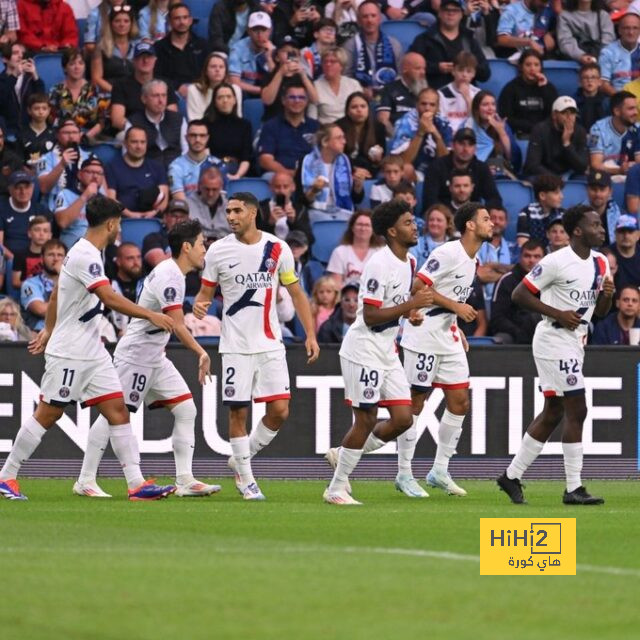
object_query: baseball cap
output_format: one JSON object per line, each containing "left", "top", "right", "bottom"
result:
{"left": 453, "top": 127, "right": 476, "bottom": 144}
{"left": 248, "top": 11, "right": 272, "bottom": 30}
{"left": 440, "top": 0, "right": 463, "bottom": 8}
{"left": 341, "top": 282, "right": 359, "bottom": 295}
{"left": 80, "top": 155, "right": 104, "bottom": 170}
{"left": 9, "top": 170, "right": 34, "bottom": 186}
{"left": 552, "top": 96, "right": 578, "bottom": 113}
{"left": 616, "top": 214, "right": 639, "bottom": 231}
{"left": 285, "top": 230, "right": 309, "bottom": 247}
{"left": 586, "top": 169, "right": 612, "bottom": 188}
{"left": 133, "top": 41, "right": 156, "bottom": 58}
{"left": 167, "top": 199, "right": 189, "bottom": 215}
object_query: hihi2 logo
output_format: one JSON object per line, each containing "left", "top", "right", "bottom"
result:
{"left": 480, "top": 518, "right": 576, "bottom": 575}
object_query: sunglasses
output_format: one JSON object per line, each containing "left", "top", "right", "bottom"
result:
{"left": 111, "top": 5, "right": 132, "bottom": 13}
{"left": 287, "top": 95, "right": 308, "bottom": 101}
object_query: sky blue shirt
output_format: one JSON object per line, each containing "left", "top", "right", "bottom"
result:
{"left": 168, "top": 154, "right": 223, "bottom": 196}
{"left": 497, "top": 0, "right": 553, "bottom": 42}
{"left": 54, "top": 188, "right": 87, "bottom": 249}
{"left": 37, "top": 147, "right": 91, "bottom": 210}
{"left": 598, "top": 40, "right": 640, "bottom": 91}
{"left": 138, "top": 6, "right": 168, "bottom": 41}
{"left": 588, "top": 116, "right": 640, "bottom": 163}
{"left": 229, "top": 36, "right": 269, "bottom": 86}
{"left": 20, "top": 272, "right": 55, "bottom": 331}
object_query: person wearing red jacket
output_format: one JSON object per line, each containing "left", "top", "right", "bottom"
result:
{"left": 17, "top": 0, "right": 78, "bottom": 52}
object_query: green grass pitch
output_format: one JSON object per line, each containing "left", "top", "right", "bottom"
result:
{"left": 1, "top": 478, "right": 638, "bottom": 640}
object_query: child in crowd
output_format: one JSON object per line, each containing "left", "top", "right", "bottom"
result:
{"left": 545, "top": 216, "right": 570, "bottom": 253}
{"left": 10, "top": 216, "right": 52, "bottom": 289}
{"left": 310, "top": 275, "right": 340, "bottom": 332}
{"left": 578, "top": 63, "right": 609, "bottom": 132}
{"left": 370, "top": 155, "right": 406, "bottom": 208}
{"left": 20, "top": 94, "right": 55, "bottom": 170}
{"left": 438, "top": 51, "right": 480, "bottom": 133}
{"left": 517, "top": 174, "right": 565, "bottom": 248}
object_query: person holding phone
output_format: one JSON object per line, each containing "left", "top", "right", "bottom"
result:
{"left": 272, "top": 0, "right": 323, "bottom": 48}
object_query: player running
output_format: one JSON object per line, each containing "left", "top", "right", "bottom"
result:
{"left": 498, "top": 205, "right": 613, "bottom": 505}
{"left": 194, "top": 192, "right": 319, "bottom": 501}
{"left": 0, "top": 195, "right": 175, "bottom": 501}
{"left": 324, "top": 200, "right": 433, "bottom": 506}
{"left": 73, "top": 219, "right": 221, "bottom": 499}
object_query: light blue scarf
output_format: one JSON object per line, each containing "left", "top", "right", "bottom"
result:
{"left": 301, "top": 146, "right": 353, "bottom": 212}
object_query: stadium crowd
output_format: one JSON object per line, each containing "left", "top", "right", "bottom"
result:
{"left": 0, "top": 0, "right": 639, "bottom": 346}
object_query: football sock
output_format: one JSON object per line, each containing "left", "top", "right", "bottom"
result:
{"left": 562, "top": 441, "right": 583, "bottom": 493}
{"left": 328, "top": 447, "right": 362, "bottom": 493}
{"left": 78, "top": 415, "right": 110, "bottom": 484}
{"left": 507, "top": 433, "right": 545, "bottom": 480}
{"left": 109, "top": 423, "right": 145, "bottom": 489}
{"left": 432, "top": 409, "right": 464, "bottom": 475}
{"left": 249, "top": 419, "right": 278, "bottom": 458}
{"left": 362, "top": 433, "right": 385, "bottom": 453}
{"left": 230, "top": 436, "right": 255, "bottom": 488}
{"left": 0, "top": 416, "right": 46, "bottom": 480}
{"left": 397, "top": 415, "right": 419, "bottom": 476}
{"left": 171, "top": 400, "right": 197, "bottom": 485}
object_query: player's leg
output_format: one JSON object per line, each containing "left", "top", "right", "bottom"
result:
{"left": 74, "top": 415, "right": 112, "bottom": 497}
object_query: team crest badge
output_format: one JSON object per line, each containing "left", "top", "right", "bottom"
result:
{"left": 530, "top": 264, "right": 543, "bottom": 279}
{"left": 426, "top": 258, "right": 439, "bottom": 273}
{"left": 417, "top": 371, "right": 429, "bottom": 383}
{"left": 224, "top": 386, "right": 235, "bottom": 397}
{"left": 366, "top": 278, "right": 379, "bottom": 294}
{"left": 164, "top": 287, "right": 177, "bottom": 302}
{"left": 88, "top": 263, "right": 102, "bottom": 277}
{"left": 566, "top": 375, "right": 577, "bottom": 386}
{"left": 363, "top": 387, "right": 375, "bottom": 400}
{"left": 129, "top": 392, "right": 140, "bottom": 403}
{"left": 265, "top": 258, "right": 277, "bottom": 271}
{"left": 59, "top": 386, "right": 70, "bottom": 398}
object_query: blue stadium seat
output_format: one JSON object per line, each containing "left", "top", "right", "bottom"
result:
{"left": 613, "top": 181, "right": 626, "bottom": 211}
{"left": 563, "top": 180, "right": 587, "bottom": 208}
{"left": 466, "top": 336, "right": 499, "bottom": 345}
{"left": 415, "top": 180, "right": 424, "bottom": 216}
{"left": 544, "top": 61, "right": 579, "bottom": 97}
{"left": 121, "top": 218, "right": 163, "bottom": 248}
{"left": 301, "top": 259, "right": 326, "bottom": 295}
{"left": 497, "top": 181, "right": 533, "bottom": 241}
{"left": 4, "top": 258, "right": 18, "bottom": 301}
{"left": 242, "top": 99, "right": 264, "bottom": 138}
{"left": 479, "top": 59, "right": 518, "bottom": 99}
{"left": 516, "top": 139, "right": 529, "bottom": 166}
{"left": 380, "top": 20, "right": 425, "bottom": 53}
{"left": 184, "top": 0, "right": 216, "bottom": 40}
{"left": 361, "top": 178, "right": 375, "bottom": 209}
{"left": 91, "top": 143, "right": 120, "bottom": 166}
{"left": 34, "top": 53, "right": 65, "bottom": 92}
{"left": 311, "top": 220, "right": 347, "bottom": 263}
{"left": 76, "top": 18, "right": 86, "bottom": 48}
{"left": 227, "top": 177, "right": 271, "bottom": 201}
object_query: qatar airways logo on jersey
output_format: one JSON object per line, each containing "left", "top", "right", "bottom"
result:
{"left": 392, "top": 293, "right": 410, "bottom": 305}
{"left": 453, "top": 285, "right": 473, "bottom": 300}
{"left": 234, "top": 272, "right": 275, "bottom": 289}
{"left": 569, "top": 289, "right": 598, "bottom": 304}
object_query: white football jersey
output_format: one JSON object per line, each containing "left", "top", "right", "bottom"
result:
{"left": 201, "top": 231, "right": 298, "bottom": 354}
{"left": 115, "top": 259, "right": 184, "bottom": 366}
{"left": 340, "top": 246, "right": 416, "bottom": 370}
{"left": 523, "top": 246, "right": 610, "bottom": 360}
{"left": 46, "top": 238, "right": 111, "bottom": 361}
{"left": 401, "top": 240, "right": 477, "bottom": 355}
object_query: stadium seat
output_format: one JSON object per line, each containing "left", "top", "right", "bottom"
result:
{"left": 227, "top": 177, "right": 271, "bottom": 201}
{"left": 121, "top": 218, "right": 163, "bottom": 248}
{"left": 613, "top": 181, "right": 626, "bottom": 211}
{"left": 497, "top": 181, "right": 533, "bottom": 241}
{"left": 478, "top": 59, "right": 517, "bottom": 99}
{"left": 466, "top": 336, "right": 499, "bottom": 345}
{"left": 415, "top": 180, "right": 424, "bottom": 216}
{"left": 4, "top": 258, "right": 18, "bottom": 301}
{"left": 242, "top": 99, "right": 264, "bottom": 138}
{"left": 184, "top": 0, "right": 216, "bottom": 39}
{"left": 311, "top": 220, "right": 347, "bottom": 263}
{"left": 91, "top": 143, "right": 120, "bottom": 166}
{"left": 361, "top": 178, "right": 375, "bottom": 209}
{"left": 544, "top": 61, "right": 579, "bottom": 97}
{"left": 379, "top": 20, "right": 425, "bottom": 53}
{"left": 563, "top": 181, "right": 587, "bottom": 208}
{"left": 34, "top": 53, "right": 65, "bottom": 92}
{"left": 516, "top": 139, "right": 529, "bottom": 165}
{"left": 301, "top": 259, "right": 326, "bottom": 295}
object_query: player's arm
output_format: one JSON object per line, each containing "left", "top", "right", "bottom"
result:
{"left": 594, "top": 276, "right": 615, "bottom": 317}
{"left": 28, "top": 283, "right": 59, "bottom": 354}
{"left": 285, "top": 279, "right": 320, "bottom": 364}
{"left": 363, "top": 284, "right": 433, "bottom": 327}
{"left": 165, "top": 306, "right": 211, "bottom": 384}
{"left": 411, "top": 276, "right": 477, "bottom": 322}
{"left": 512, "top": 281, "right": 581, "bottom": 329}
{"left": 193, "top": 282, "right": 215, "bottom": 319}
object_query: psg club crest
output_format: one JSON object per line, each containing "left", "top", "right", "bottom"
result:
{"left": 363, "top": 387, "right": 375, "bottom": 400}
{"left": 426, "top": 258, "right": 439, "bottom": 273}
{"left": 530, "top": 264, "right": 543, "bottom": 279}
{"left": 59, "top": 386, "right": 70, "bottom": 398}
{"left": 164, "top": 287, "right": 177, "bottom": 302}
{"left": 366, "top": 278, "right": 379, "bottom": 294}
{"left": 224, "top": 386, "right": 235, "bottom": 398}
{"left": 129, "top": 391, "right": 140, "bottom": 403}
{"left": 265, "top": 258, "right": 277, "bottom": 271}
{"left": 88, "top": 262, "right": 102, "bottom": 277}
{"left": 566, "top": 375, "right": 578, "bottom": 386}
{"left": 417, "top": 371, "right": 429, "bottom": 383}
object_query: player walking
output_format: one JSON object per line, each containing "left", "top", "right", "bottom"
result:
{"left": 0, "top": 195, "right": 175, "bottom": 501}
{"left": 73, "top": 219, "right": 221, "bottom": 498}
{"left": 194, "top": 192, "right": 319, "bottom": 500}
{"left": 324, "top": 200, "right": 433, "bottom": 506}
{"left": 498, "top": 205, "right": 613, "bottom": 505}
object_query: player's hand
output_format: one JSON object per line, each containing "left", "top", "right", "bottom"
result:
{"left": 601, "top": 276, "right": 615, "bottom": 298}
{"left": 460, "top": 329, "right": 469, "bottom": 353}
{"left": 149, "top": 311, "right": 174, "bottom": 332}
{"left": 305, "top": 336, "right": 320, "bottom": 364}
{"left": 193, "top": 300, "right": 210, "bottom": 320}
{"left": 555, "top": 309, "right": 582, "bottom": 330}
{"left": 455, "top": 303, "right": 477, "bottom": 323}
{"left": 198, "top": 352, "right": 211, "bottom": 385}
{"left": 408, "top": 309, "right": 424, "bottom": 326}
{"left": 28, "top": 329, "right": 50, "bottom": 355}
{"left": 411, "top": 286, "right": 434, "bottom": 309}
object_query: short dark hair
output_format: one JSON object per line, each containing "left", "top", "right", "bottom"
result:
{"left": 392, "top": 181, "right": 415, "bottom": 197}
{"left": 168, "top": 219, "right": 202, "bottom": 257}
{"left": 517, "top": 48, "right": 543, "bottom": 69}
{"left": 85, "top": 195, "right": 124, "bottom": 227}
{"left": 125, "top": 125, "right": 147, "bottom": 141}
{"left": 42, "top": 239, "right": 66, "bottom": 254}
{"left": 27, "top": 93, "right": 49, "bottom": 109}
{"left": 533, "top": 174, "right": 564, "bottom": 198}
{"left": 579, "top": 62, "right": 600, "bottom": 77}
{"left": 62, "top": 47, "right": 83, "bottom": 69}
{"left": 187, "top": 119, "right": 208, "bottom": 130}
{"left": 168, "top": 2, "right": 190, "bottom": 18}
{"left": 28, "top": 215, "right": 51, "bottom": 230}
{"left": 611, "top": 90, "right": 636, "bottom": 115}
{"left": 282, "top": 82, "right": 306, "bottom": 96}
{"left": 562, "top": 204, "right": 592, "bottom": 236}
{"left": 450, "top": 168, "right": 474, "bottom": 182}
{"left": 229, "top": 191, "right": 259, "bottom": 210}
{"left": 454, "top": 201, "right": 484, "bottom": 235}
{"left": 520, "top": 239, "right": 545, "bottom": 253}
{"left": 453, "top": 51, "right": 477, "bottom": 70}
{"left": 617, "top": 284, "right": 640, "bottom": 299}
{"left": 371, "top": 199, "right": 412, "bottom": 238}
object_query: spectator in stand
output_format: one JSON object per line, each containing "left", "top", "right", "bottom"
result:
{"left": 20, "top": 238, "right": 65, "bottom": 331}
{"left": 369, "top": 155, "right": 405, "bottom": 209}
{"left": 17, "top": 0, "right": 78, "bottom": 52}
{"left": 0, "top": 298, "right": 32, "bottom": 341}
{"left": 495, "top": 0, "right": 555, "bottom": 60}
{"left": 257, "top": 171, "right": 312, "bottom": 241}
{"left": 272, "top": 0, "right": 323, "bottom": 48}
{"left": 422, "top": 126, "right": 503, "bottom": 209}
{"left": 83, "top": 0, "right": 124, "bottom": 56}
{"left": 610, "top": 214, "right": 640, "bottom": 289}
{"left": 0, "top": 122, "right": 23, "bottom": 195}
{"left": 586, "top": 169, "right": 622, "bottom": 246}
{"left": 229, "top": 11, "right": 276, "bottom": 98}
{"left": 257, "top": 82, "right": 318, "bottom": 177}
{"left": 409, "top": 0, "right": 490, "bottom": 90}
{"left": 307, "top": 47, "right": 362, "bottom": 124}
{"left": 0, "top": 42, "right": 44, "bottom": 138}
{"left": 154, "top": 3, "right": 208, "bottom": 97}
{"left": 599, "top": 11, "right": 640, "bottom": 96}
{"left": 463, "top": 90, "right": 522, "bottom": 178}
{"left": 588, "top": 90, "right": 640, "bottom": 177}
{"left": 0, "top": 1, "right": 18, "bottom": 46}
{"left": 317, "top": 280, "right": 359, "bottom": 343}
{"left": 300, "top": 122, "right": 365, "bottom": 225}
{"left": 517, "top": 173, "right": 564, "bottom": 247}
{"left": 325, "top": 0, "right": 358, "bottom": 43}
{"left": 208, "top": 0, "right": 261, "bottom": 54}
{"left": 90, "top": 5, "right": 138, "bottom": 94}
{"left": 105, "top": 126, "right": 169, "bottom": 218}
{"left": 108, "top": 242, "right": 144, "bottom": 336}
{"left": 310, "top": 274, "right": 339, "bottom": 332}
{"left": 48, "top": 48, "right": 107, "bottom": 142}
{"left": 185, "top": 167, "right": 231, "bottom": 243}
{"left": 489, "top": 239, "right": 544, "bottom": 344}
{"left": 337, "top": 91, "right": 386, "bottom": 176}
{"left": 410, "top": 203, "right": 456, "bottom": 266}
{"left": 600, "top": 244, "right": 618, "bottom": 281}
{"left": 591, "top": 285, "right": 640, "bottom": 344}
{"left": 577, "top": 63, "right": 609, "bottom": 131}
{"left": 301, "top": 18, "right": 338, "bottom": 80}
{"left": 10, "top": 214, "right": 51, "bottom": 288}
{"left": 128, "top": 79, "right": 187, "bottom": 169}
{"left": 557, "top": 0, "right": 614, "bottom": 65}
{"left": 21, "top": 93, "right": 55, "bottom": 170}
{"left": 0, "top": 170, "right": 50, "bottom": 258}
{"left": 390, "top": 86, "right": 452, "bottom": 183}
{"left": 465, "top": 0, "right": 501, "bottom": 59}
{"left": 343, "top": 1, "right": 402, "bottom": 99}
{"left": 524, "top": 95, "right": 589, "bottom": 178}
{"left": 326, "top": 209, "right": 383, "bottom": 288}
{"left": 187, "top": 52, "right": 243, "bottom": 122}
{"left": 545, "top": 216, "right": 570, "bottom": 252}
{"left": 437, "top": 51, "right": 480, "bottom": 133}
{"left": 376, "top": 52, "right": 427, "bottom": 136}
{"left": 498, "top": 49, "right": 558, "bottom": 139}
{"left": 110, "top": 41, "right": 178, "bottom": 132}
{"left": 448, "top": 168, "right": 475, "bottom": 211}
{"left": 138, "top": 0, "right": 170, "bottom": 42}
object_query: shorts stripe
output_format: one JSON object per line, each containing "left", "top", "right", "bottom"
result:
{"left": 148, "top": 392, "right": 193, "bottom": 409}
{"left": 432, "top": 382, "right": 470, "bottom": 390}
{"left": 253, "top": 393, "right": 291, "bottom": 403}
{"left": 379, "top": 399, "right": 412, "bottom": 407}
{"left": 543, "top": 390, "right": 557, "bottom": 397}
{"left": 81, "top": 391, "right": 124, "bottom": 408}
